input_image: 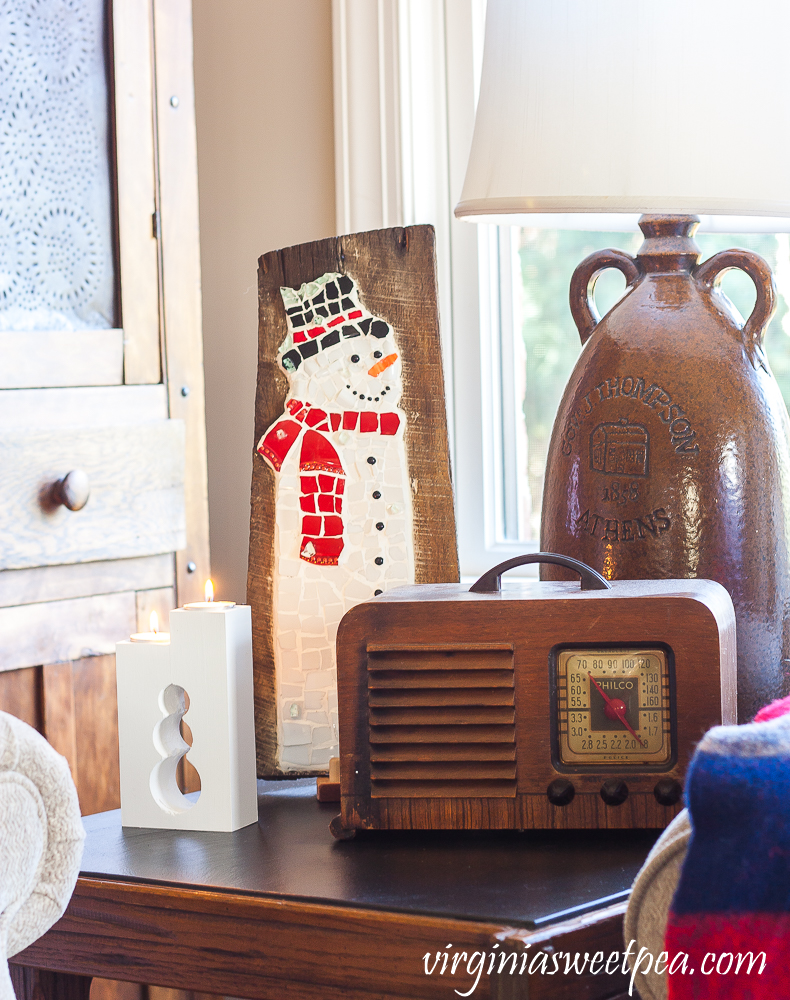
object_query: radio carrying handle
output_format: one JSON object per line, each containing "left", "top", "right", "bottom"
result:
{"left": 469, "top": 552, "right": 611, "bottom": 594}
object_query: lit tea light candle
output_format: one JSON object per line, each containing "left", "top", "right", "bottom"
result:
{"left": 130, "top": 610, "right": 170, "bottom": 643}
{"left": 183, "top": 578, "right": 236, "bottom": 611}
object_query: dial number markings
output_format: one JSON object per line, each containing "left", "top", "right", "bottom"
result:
{"left": 556, "top": 649, "right": 672, "bottom": 766}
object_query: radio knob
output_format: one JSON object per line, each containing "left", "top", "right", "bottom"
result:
{"left": 653, "top": 779, "right": 683, "bottom": 806}
{"left": 546, "top": 778, "right": 575, "bottom": 806}
{"left": 600, "top": 779, "right": 628, "bottom": 806}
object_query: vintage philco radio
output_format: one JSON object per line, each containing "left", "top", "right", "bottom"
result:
{"left": 331, "top": 553, "right": 736, "bottom": 838}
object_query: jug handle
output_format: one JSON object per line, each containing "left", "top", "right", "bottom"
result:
{"left": 569, "top": 249, "right": 640, "bottom": 345}
{"left": 694, "top": 250, "right": 776, "bottom": 370}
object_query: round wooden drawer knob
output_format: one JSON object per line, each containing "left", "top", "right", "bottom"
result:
{"left": 55, "top": 470, "right": 90, "bottom": 511}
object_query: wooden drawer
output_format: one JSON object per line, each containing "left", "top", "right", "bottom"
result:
{"left": 0, "top": 420, "right": 186, "bottom": 571}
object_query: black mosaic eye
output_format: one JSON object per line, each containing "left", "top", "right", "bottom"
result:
{"left": 373, "top": 351, "right": 382, "bottom": 359}
{"left": 350, "top": 354, "right": 360, "bottom": 363}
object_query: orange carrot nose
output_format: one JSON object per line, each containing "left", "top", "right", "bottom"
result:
{"left": 368, "top": 353, "right": 398, "bottom": 377}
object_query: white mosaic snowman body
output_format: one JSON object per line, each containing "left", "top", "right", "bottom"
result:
{"left": 257, "top": 272, "right": 414, "bottom": 772}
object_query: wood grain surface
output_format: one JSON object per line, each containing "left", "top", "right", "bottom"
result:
{"left": 153, "top": 0, "right": 211, "bottom": 604}
{"left": 0, "top": 385, "right": 168, "bottom": 431}
{"left": 11, "top": 967, "right": 92, "bottom": 1000}
{"left": 0, "top": 555, "right": 174, "bottom": 610}
{"left": 491, "top": 903, "right": 633, "bottom": 999}
{"left": 43, "top": 656, "right": 122, "bottom": 816}
{"left": 112, "top": 0, "right": 162, "bottom": 384}
{"left": 0, "top": 421, "right": 185, "bottom": 572}
{"left": 248, "top": 226, "right": 458, "bottom": 776}
{"left": 0, "top": 593, "right": 135, "bottom": 674}
{"left": 0, "top": 657, "right": 121, "bottom": 815}
{"left": 0, "top": 667, "right": 42, "bottom": 732}
{"left": 0, "top": 331, "right": 123, "bottom": 390}
{"left": 41, "top": 663, "right": 79, "bottom": 788}
{"left": 12, "top": 879, "right": 634, "bottom": 1000}
{"left": 112, "top": 0, "right": 160, "bottom": 386}
{"left": 135, "top": 586, "right": 176, "bottom": 632}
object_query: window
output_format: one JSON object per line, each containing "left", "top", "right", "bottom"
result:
{"left": 333, "top": 1, "right": 790, "bottom": 579}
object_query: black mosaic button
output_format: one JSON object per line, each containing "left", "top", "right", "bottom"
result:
{"left": 376, "top": 522, "right": 384, "bottom": 531}
{"left": 374, "top": 589, "right": 383, "bottom": 596}
{"left": 372, "top": 491, "right": 381, "bottom": 499}
{"left": 375, "top": 556, "right": 384, "bottom": 566}
{"left": 367, "top": 456, "right": 376, "bottom": 465}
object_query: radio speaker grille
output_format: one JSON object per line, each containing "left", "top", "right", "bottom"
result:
{"left": 367, "top": 644, "right": 516, "bottom": 798}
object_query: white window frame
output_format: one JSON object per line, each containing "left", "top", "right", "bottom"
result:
{"left": 332, "top": 0, "right": 537, "bottom": 579}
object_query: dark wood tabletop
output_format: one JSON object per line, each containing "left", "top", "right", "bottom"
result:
{"left": 13, "top": 780, "right": 656, "bottom": 1000}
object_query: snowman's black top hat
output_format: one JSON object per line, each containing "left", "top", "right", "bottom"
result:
{"left": 280, "top": 272, "right": 390, "bottom": 373}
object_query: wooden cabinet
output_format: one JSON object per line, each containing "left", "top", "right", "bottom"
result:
{"left": 0, "top": 0, "right": 209, "bottom": 813}
{"left": 0, "top": 7, "right": 208, "bottom": 1000}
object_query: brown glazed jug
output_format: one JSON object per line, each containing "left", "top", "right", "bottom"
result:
{"left": 540, "top": 215, "right": 790, "bottom": 722}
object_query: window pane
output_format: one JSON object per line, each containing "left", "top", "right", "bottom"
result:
{"left": 514, "top": 228, "right": 790, "bottom": 543}
{"left": 0, "top": 0, "right": 116, "bottom": 331}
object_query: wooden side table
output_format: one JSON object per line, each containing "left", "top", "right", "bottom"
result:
{"left": 11, "top": 780, "right": 655, "bottom": 1000}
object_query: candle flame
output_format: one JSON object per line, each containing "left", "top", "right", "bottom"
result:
{"left": 205, "top": 578, "right": 214, "bottom": 603}
{"left": 150, "top": 610, "right": 159, "bottom": 634}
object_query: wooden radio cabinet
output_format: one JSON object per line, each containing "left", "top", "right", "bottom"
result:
{"left": 333, "top": 553, "right": 736, "bottom": 836}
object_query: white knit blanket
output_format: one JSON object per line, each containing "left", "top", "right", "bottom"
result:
{"left": 0, "top": 712, "right": 85, "bottom": 1000}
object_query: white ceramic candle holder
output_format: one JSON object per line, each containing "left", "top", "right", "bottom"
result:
{"left": 115, "top": 603, "right": 258, "bottom": 832}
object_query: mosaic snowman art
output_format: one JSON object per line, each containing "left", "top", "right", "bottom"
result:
{"left": 257, "top": 272, "right": 414, "bottom": 772}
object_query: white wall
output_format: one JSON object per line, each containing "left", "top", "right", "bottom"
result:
{"left": 193, "top": 0, "right": 337, "bottom": 603}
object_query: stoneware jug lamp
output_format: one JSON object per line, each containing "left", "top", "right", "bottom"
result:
{"left": 456, "top": 0, "right": 790, "bottom": 721}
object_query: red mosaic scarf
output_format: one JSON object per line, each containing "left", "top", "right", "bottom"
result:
{"left": 257, "top": 399, "right": 401, "bottom": 565}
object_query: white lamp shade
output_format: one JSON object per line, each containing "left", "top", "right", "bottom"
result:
{"left": 456, "top": 0, "right": 790, "bottom": 228}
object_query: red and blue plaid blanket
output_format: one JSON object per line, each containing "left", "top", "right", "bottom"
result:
{"left": 665, "top": 695, "right": 790, "bottom": 998}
